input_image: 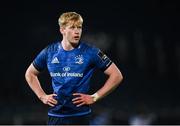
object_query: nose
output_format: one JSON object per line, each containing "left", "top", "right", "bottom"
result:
{"left": 74, "top": 28, "right": 81, "bottom": 34}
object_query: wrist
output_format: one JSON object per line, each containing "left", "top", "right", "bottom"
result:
{"left": 91, "top": 93, "right": 100, "bottom": 102}
{"left": 38, "top": 93, "right": 46, "bottom": 100}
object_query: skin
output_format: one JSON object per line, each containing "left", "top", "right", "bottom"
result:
{"left": 25, "top": 64, "right": 57, "bottom": 107}
{"left": 25, "top": 20, "right": 123, "bottom": 107}
{"left": 60, "top": 21, "right": 82, "bottom": 50}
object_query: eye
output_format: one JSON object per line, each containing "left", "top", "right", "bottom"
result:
{"left": 70, "top": 26, "right": 75, "bottom": 29}
{"left": 78, "top": 26, "right": 82, "bottom": 29}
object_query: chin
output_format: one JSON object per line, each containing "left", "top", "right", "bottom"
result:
{"left": 71, "top": 40, "right": 79, "bottom": 44}
{"left": 70, "top": 41, "right": 79, "bottom": 47}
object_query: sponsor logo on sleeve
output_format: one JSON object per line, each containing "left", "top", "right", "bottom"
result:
{"left": 97, "top": 50, "right": 108, "bottom": 62}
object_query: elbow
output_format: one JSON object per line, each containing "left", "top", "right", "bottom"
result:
{"left": 25, "top": 69, "right": 30, "bottom": 82}
{"left": 116, "top": 71, "right": 123, "bottom": 85}
{"left": 119, "top": 73, "right": 123, "bottom": 82}
{"left": 25, "top": 68, "right": 33, "bottom": 83}
{"left": 25, "top": 64, "right": 39, "bottom": 86}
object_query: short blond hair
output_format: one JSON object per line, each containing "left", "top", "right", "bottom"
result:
{"left": 58, "top": 12, "right": 83, "bottom": 28}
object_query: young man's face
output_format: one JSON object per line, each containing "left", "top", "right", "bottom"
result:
{"left": 61, "top": 21, "right": 82, "bottom": 45}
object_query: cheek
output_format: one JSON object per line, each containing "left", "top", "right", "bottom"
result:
{"left": 67, "top": 32, "right": 73, "bottom": 37}
{"left": 67, "top": 30, "right": 73, "bottom": 34}
{"left": 64, "top": 31, "right": 70, "bottom": 36}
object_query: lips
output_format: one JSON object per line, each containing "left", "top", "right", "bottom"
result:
{"left": 74, "top": 36, "right": 80, "bottom": 40}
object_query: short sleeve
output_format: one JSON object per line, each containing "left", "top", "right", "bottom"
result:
{"left": 32, "top": 47, "right": 47, "bottom": 72}
{"left": 92, "top": 48, "right": 112, "bottom": 71}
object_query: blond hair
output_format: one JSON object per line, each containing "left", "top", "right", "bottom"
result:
{"left": 58, "top": 12, "right": 83, "bottom": 28}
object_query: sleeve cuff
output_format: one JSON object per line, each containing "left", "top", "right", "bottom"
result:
{"left": 32, "top": 61, "right": 43, "bottom": 72}
{"left": 101, "top": 61, "right": 113, "bottom": 72}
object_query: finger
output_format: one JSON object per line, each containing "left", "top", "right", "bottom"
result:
{"left": 53, "top": 99, "right": 58, "bottom": 104}
{"left": 73, "top": 93, "right": 82, "bottom": 96}
{"left": 76, "top": 102, "right": 85, "bottom": 107}
{"left": 49, "top": 99, "right": 57, "bottom": 104}
{"left": 48, "top": 102, "right": 55, "bottom": 107}
{"left": 51, "top": 94, "right": 57, "bottom": 98}
{"left": 72, "top": 97, "right": 81, "bottom": 101}
{"left": 52, "top": 94, "right": 57, "bottom": 97}
{"left": 50, "top": 97, "right": 58, "bottom": 102}
{"left": 73, "top": 99, "right": 83, "bottom": 104}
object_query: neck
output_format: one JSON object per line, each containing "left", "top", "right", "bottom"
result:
{"left": 61, "top": 40, "right": 79, "bottom": 51}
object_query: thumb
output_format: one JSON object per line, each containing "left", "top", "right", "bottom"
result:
{"left": 52, "top": 94, "right": 57, "bottom": 96}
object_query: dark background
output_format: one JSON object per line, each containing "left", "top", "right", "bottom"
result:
{"left": 0, "top": 0, "right": 180, "bottom": 124}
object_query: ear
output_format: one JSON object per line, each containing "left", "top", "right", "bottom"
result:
{"left": 60, "top": 27, "right": 64, "bottom": 34}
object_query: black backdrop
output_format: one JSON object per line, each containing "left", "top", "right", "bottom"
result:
{"left": 0, "top": 0, "right": 180, "bottom": 124}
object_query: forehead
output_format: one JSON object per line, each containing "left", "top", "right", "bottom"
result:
{"left": 66, "top": 20, "right": 82, "bottom": 27}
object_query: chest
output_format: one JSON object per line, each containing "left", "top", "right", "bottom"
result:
{"left": 46, "top": 51, "right": 92, "bottom": 72}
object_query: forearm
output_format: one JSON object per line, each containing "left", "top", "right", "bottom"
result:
{"left": 91, "top": 63, "right": 123, "bottom": 102}
{"left": 96, "top": 74, "right": 122, "bottom": 100}
{"left": 25, "top": 72, "right": 46, "bottom": 99}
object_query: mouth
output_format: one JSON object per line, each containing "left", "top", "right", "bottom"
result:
{"left": 74, "top": 36, "right": 80, "bottom": 40}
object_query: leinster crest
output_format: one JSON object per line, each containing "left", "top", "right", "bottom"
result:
{"left": 75, "top": 55, "right": 84, "bottom": 64}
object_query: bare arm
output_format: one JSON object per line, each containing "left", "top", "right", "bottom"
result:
{"left": 95, "top": 62, "right": 123, "bottom": 99}
{"left": 72, "top": 63, "right": 123, "bottom": 107}
{"left": 25, "top": 63, "right": 57, "bottom": 106}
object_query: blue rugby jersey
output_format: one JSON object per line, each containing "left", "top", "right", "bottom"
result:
{"left": 33, "top": 41, "right": 112, "bottom": 117}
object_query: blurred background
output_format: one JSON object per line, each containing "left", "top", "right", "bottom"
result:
{"left": 0, "top": 0, "right": 180, "bottom": 124}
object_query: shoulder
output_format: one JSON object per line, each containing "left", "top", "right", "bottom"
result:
{"left": 44, "top": 41, "right": 60, "bottom": 52}
{"left": 80, "top": 41, "right": 99, "bottom": 53}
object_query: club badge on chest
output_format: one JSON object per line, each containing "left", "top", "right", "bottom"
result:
{"left": 75, "top": 55, "right": 84, "bottom": 64}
